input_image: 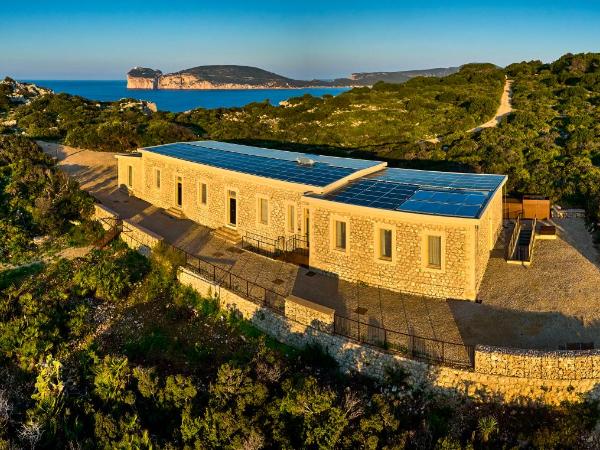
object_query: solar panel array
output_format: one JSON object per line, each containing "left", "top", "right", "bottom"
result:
{"left": 376, "top": 167, "right": 506, "bottom": 191}
{"left": 142, "top": 142, "right": 373, "bottom": 187}
{"left": 321, "top": 168, "right": 506, "bottom": 219}
{"left": 191, "top": 141, "right": 381, "bottom": 170}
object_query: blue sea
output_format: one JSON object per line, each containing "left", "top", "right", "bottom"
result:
{"left": 25, "top": 80, "right": 349, "bottom": 112}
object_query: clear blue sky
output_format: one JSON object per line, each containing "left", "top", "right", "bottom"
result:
{"left": 1, "top": 0, "right": 599, "bottom": 80}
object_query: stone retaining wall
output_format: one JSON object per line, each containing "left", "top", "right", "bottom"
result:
{"left": 93, "top": 204, "right": 120, "bottom": 230}
{"left": 285, "top": 295, "right": 335, "bottom": 333}
{"left": 475, "top": 345, "right": 600, "bottom": 380}
{"left": 120, "top": 220, "right": 163, "bottom": 256}
{"left": 177, "top": 266, "right": 600, "bottom": 405}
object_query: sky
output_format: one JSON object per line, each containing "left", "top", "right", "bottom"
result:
{"left": 1, "top": 1, "right": 600, "bottom": 80}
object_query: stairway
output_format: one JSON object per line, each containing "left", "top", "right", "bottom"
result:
{"left": 213, "top": 226, "right": 242, "bottom": 245}
{"left": 164, "top": 207, "right": 186, "bottom": 219}
{"left": 510, "top": 220, "right": 536, "bottom": 262}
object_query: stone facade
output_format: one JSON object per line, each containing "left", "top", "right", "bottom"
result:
{"left": 177, "top": 267, "right": 600, "bottom": 405}
{"left": 305, "top": 193, "right": 504, "bottom": 300}
{"left": 116, "top": 154, "right": 143, "bottom": 195}
{"left": 474, "top": 190, "right": 503, "bottom": 291}
{"left": 117, "top": 151, "right": 307, "bottom": 242}
{"left": 116, "top": 148, "right": 505, "bottom": 301}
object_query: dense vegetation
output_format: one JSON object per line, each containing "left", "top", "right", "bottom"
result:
{"left": 444, "top": 53, "right": 600, "bottom": 216}
{"left": 2, "top": 240, "right": 600, "bottom": 449}
{"left": 0, "top": 136, "right": 96, "bottom": 263}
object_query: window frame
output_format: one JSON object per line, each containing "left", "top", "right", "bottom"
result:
{"left": 285, "top": 202, "right": 296, "bottom": 234}
{"left": 155, "top": 168, "right": 161, "bottom": 190}
{"left": 256, "top": 195, "right": 269, "bottom": 226}
{"left": 374, "top": 224, "right": 396, "bottom": 263}
{"left": 198, "top": 180, "right": 208, "bottom": 207}
{"left": 422, "top": 231, "right": 446, "bottom": 272}
{"left": 330, "top": 215, "right": 349, "bottom": 253}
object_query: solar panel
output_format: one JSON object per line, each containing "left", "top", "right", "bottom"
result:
{"left": 188, "top": 141, "right": 382, "bottom": 171}
{"left": 142, "top": 142, "right": 365, "bottom": 187}
{"left": 374, "top": 167, "right": 506, "bottom": 191}
{"left": 320, "top": 167, "right": 505, "bottom": 218}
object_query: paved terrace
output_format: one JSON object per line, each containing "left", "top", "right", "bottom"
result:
{"left": 41, "top": 142, "right": 600, "bottom": 351}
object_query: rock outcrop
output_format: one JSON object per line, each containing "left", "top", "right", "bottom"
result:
{"left": 127, "top": 67, "right": 162, "bottom": 89}
{"left": 125, "top": 64, "right": 460, "bottom": 90}
{"left": 1, "top": 77, "right": 53, "bottom": 104}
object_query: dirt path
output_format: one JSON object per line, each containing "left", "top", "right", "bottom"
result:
{"left": 424, "top": 77, "right": 513, "bottom": 143}
{"left": 467, "top": 78, "right": 513, "bottom": 133}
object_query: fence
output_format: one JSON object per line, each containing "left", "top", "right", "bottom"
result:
{"left": 334, "top": 315, "right": 475, "bottom": 369}
{"left": 118, "top": 222, "right": 474, "bottom": 369}
{"left": 120, "top": 225, "right": 286, "bottom": 313}
{"left": 242, "top": 232, "right": 309, "bottom": 260}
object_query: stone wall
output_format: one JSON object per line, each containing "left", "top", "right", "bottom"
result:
{"left": 285, "top": 295, "right": 335, "bottom": 333}
{"left": 128, "top": 152, "right": 306, "bottom": 242}
{"left": 120, "top": 220, "right": 163, "bottom": 257}
{"left": 177, "top": 266, "right": 600, "bottom": 405}
{"left": 476, "top": 345, "right": 600, "bottom": 380}
{"left": 307, "top": 205, "right": 474, "bottom": 299}
{"left": 93, "top": 203, "right": 120, "bottom": 230}
{"left": 474, "top": 189, "right": 503, "bottom": 291}
{"left": 116, "top": 154, "right": 143, "bottom": 195}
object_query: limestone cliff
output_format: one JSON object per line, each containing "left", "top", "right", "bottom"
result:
{"left": 127, "top": 67, "right": 162, "bottom": 89}
{"left": 125, "top": 64, "right": 460, "bottom": 90}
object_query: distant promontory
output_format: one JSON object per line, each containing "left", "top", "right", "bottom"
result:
{"left": 127, "top": 65, "right": 458, "bottom": 90}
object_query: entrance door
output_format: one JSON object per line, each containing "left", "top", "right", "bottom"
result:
{"left": 176, "top": 177, "right": 183, "bottom": 208}
{"left": 303, "top": 208, "right": 310, "bottom": 247}
{"left": 228, "top": 190, "right": 237, "bottom": 227}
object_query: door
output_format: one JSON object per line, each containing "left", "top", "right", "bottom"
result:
{"left": 228, "top": 190, "right": 237, "bottom": 227}
{"left": 303, "top": 208, "right": 310, "bottom": 247}
{"left": 176, "top": 177, "right": 183, "bottom": 208}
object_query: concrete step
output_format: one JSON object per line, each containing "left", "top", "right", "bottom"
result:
{"left": 164, "top": 207, "right": 186, "bottom": 219}
{"left": 213, "top": 226, "right": 242, "bottom": 245}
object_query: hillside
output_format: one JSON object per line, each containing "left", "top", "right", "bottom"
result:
{"left": 126, "top": 64, "right": 460, "bottom": 89}
{"left": 350, "top": 66, "right": 459, "bottom": 84}
{"left": 11, "top": 53, "right": 600, "bottom": 222}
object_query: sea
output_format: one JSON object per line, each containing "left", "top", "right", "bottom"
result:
{"left": 25, "top": 80, "right": 349, "bottom": 112}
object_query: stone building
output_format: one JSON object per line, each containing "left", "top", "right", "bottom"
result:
{"left": 116, "top": 141, "right": 506, "bottom": 300}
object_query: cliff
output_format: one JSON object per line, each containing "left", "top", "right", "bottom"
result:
{"left": 126, "top": 64, "right": 460, "bottom": 90}
{"left": 127, "top": 67, "right": 162, "bottom": 89}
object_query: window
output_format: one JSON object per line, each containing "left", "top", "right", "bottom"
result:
{"left": 155, "top": 169, "right": 161, "bottom": 189}
{"left": 427, "top": 235, "right": 442, "bottom": 269}
{"left": 287, "top": 204, "right": 295, "bottom": 233}
{"left": 199, "top": 182, "right": 207, "bottom": 206}
{"left": 335, "top": 220, "right": 347, "bottom": 250}
{"left": 127, "top": 165, "right": 133, "bottom": 187}
{"left": 378, "top": 228, "right": 393, "bottom": 260}
{"left": 259, "top": 198, "right": 268, "bottom": 225}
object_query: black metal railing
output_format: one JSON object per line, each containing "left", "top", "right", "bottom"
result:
{"left": 242, "top": 232, "right": 309, "bottom": 260}
{"left": 334, "top": 315, "right": 475, "bottom": 369}
{"left": 119, "top": 222, "right": 474, "bottom": 369}
{"left": 241, "top": 232, "right": 282, "bottom": 259}
{"left": 120, "top": 225, "right": 286, "bottom": 313}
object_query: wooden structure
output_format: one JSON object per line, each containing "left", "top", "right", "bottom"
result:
{"left": 504, "top": 195, "right": 550, "bottom": 220}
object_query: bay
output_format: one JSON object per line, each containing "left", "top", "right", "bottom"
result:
{"left": 24, "top": 80, "right": 349, "bottom": 112}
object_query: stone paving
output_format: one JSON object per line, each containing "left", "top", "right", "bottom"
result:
{"left": 42, "top": 141, "right": 600, "bottom": 351}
